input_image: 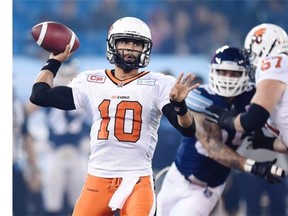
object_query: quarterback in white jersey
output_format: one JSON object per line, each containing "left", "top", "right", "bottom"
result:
{"left": 205, "top": 23, "right": 288, "bottom": 153}
{"left": 30, "top": 17, "right": 198, "bottom": 216}
{"left": 69, "top": 69, "right": 182, "bottom": 178}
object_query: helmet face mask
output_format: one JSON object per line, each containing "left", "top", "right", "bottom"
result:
{"left": 106, "top": 17, "right": 153, "bottom": 71}
{"left": 209, "top": 46, "right": 250, "bottom": 97}
{"left": 244, "top": 23, "right": 288, "bottom": 79}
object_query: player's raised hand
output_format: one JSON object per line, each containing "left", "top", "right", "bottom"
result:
{"left": 49, "top": 44, "right": 74, "bottom": 63}
{"left": 169, "top": 73, "right": 200, "bottom": 102}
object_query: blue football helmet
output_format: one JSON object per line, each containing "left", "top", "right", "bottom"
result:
{"left": 209, "top": 45, "right": 251, "bottom": 97}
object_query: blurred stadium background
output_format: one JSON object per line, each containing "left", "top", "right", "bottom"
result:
{"left": 14, "top": 0, "right": 288, "bottom": 99}
{"left": 13, "top": 1, "right": 288, "bottom": 215}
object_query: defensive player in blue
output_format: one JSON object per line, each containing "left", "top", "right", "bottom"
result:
{"left": 157, "top": 46, "right": 285, "bottom": 216}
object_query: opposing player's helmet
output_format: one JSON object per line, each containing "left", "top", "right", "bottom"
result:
{"left": 209, "top": 46, "right": 250, "bottom": 97}
{"left": 244, "top": 23, "right": 288, "bottom": 78}
{"left": 106, "top": 17, "right": 153, "bottom": 71}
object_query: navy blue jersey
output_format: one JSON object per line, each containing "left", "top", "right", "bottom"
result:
{"left": 175, "top": 84, "right": 255, "bottom": 187}
{"left": 45, "top": 108, "right": 91, "bottom": 148}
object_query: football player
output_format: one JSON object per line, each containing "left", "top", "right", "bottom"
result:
{"left": 205, "top": 23, "right": 288, "bottom": 154}
{"left": 157, "top": 46, "right": 285, "bottom": 216}
{"left": 29, "top": 16, "right": 199, "bottom": 216}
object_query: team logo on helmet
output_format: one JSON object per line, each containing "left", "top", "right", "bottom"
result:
{"left": 252, "top": 28, "right": 266, "bottom": 44}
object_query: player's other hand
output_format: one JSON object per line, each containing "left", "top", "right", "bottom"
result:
{"left": 205, "top": 105, "right": 237, "bottom": 130}
{"left": 248, "top": 128, "right": 275, "bottom": 150}
{"left": 169, "top": 72, "right": 200, "bottom": 102}
{"left": 251, "top": 159, "right": 285, "bottom": 184}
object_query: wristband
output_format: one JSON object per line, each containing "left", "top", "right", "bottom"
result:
{"left": 41, "top": 59, "right": 61, "bottom": 77}
{"left": 244, "top": 159, "right": 255, "bottom": 172}
{"left": 170, "top": 99, "right": 188, "bottom": 116}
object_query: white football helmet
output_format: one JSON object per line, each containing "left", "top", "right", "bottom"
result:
{"left": 209, "top": 46, "right": 250, "bottom": 97}
{"left": 244, "top": 23, "right": 288, "bottom": 70}
{"left": 106, "top": 17, "right": 153, "bottom": 70}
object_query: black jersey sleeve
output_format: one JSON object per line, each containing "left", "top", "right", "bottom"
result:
{"left": 162, "top": 103, "right": 195, "bottom": 137}
{"left": 30, "top": 82, "right": 76, "bottom": 110}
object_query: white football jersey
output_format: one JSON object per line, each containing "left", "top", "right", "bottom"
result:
{"left": 68, "top": 69, "right": 176, "bottom": 177}
{"left": 255, "top": 53, "right": 288, "bottom": 146}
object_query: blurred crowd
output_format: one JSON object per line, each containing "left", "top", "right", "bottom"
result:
{"left": 14, "top": 0, "right": 288, "bottom": 57}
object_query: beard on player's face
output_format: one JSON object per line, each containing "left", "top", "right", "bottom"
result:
{"left": 115, "top": 49, "right": 141, "bottom": 72}
{"left": 118, "top": 49, "right": 140, "bottom": 62}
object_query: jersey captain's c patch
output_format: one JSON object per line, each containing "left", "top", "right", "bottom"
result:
{"left": 87, "top": 74, "right": 106, "bottom": 83}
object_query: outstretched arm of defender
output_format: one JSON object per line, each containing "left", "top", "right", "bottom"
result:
{"left": 194, "top": 111, "right": 285, "bottom": 184}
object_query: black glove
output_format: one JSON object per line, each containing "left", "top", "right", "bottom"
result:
{"left": 248, "top": 159, "right": 285, "bottom": 184}
{"left": 205, "top": 105, "right": 237, "bottom": 130}
{"left": 251, "top": 128, "right": 275, "bottom": 150}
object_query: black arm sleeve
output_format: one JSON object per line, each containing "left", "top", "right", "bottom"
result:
{"left": 30, "top": 82, "right": 76, "bottom": 110}
{"left": 240, "top": 103, "right": 270, "bottom": 132}
{"left": 162, "top": 103, "right": 196, "bottom": 137}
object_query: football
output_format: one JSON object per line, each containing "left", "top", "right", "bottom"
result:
{"left": 31, "top": 21, "right": 80, "bottom": 54}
